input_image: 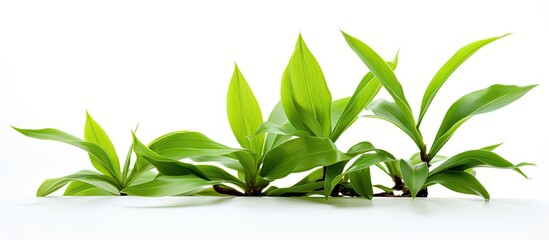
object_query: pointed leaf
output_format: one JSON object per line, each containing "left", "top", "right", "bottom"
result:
{"left": 13, "top": 127, "right": 119, "bottom": 179}
{"left": 37, "top": 170, "right": 119, "bottom": 197}
{"left": 342, "top": 31, "right": 422, "bottom": 149}
{"left": 349, "top": 168, "right": 373, "bottom": 199}
{"left": 121, "top": 175, "right": 219, "bottom": 197}
{"left": 331, "top": 58, "right": 398, "bottom": 141}
{"left": 418, "top": 34, "right": 510, "bottom": 126}
{"left": 425, "top": 170, "right": 490, "bottom": 200}
{"left": 227, "top": 64, "right": 264, "bottom": 155}
{"left": 400, "top": 160, "right": 428, "bottom": 198}
{"left": 64, "top": 181, "right": 118, "bottom": 196}
{"left": 430, "top": 150, "right": 533, "bottom": 178}
{"left": 260, "top": 136, "right": 338, "bottom": 180}
{"left": 264, "top": 102, "right": 292, "bottom": 152}
{"left": 431, "top": 84, "right": 536, "bottom": 156}
{"left": 84, "top": 112, "right": 120, "bottom": 177}
{"left": 281, "top": 35, "right": 332, "bottom": 137}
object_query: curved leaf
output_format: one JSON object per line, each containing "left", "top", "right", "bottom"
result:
{"left": 64, "top": 181, "right": 118, "bottom": 196}
{"left": 132, "top": 133, "right": 209, "bottom": 179}
{"left": 84, "top": 112, "right": 120, "bottom": 177}
{"left": 349, "top": 168, "right": 373, "bottom": 199}
{"left": 12, "top": 127, "right": 119, "bottom": 180}
{"left": 196, "top": 165, "right": 247, "bottom": 190}
{"left": 259, "top": 136, "right": 338, "bottom": 181}
{"left": 400, "top": 160, "right": 428, "bottom": 198}
{"left": 121, "top": 175, "right": 219, "bottom": 197}
{"left": 418, "top": 34, "right": 510, "bottom": 126}
{"left": 148, "top": 131, "right": 242, "bottom": 159}
{"left": 341, "top": 31, "right": 422, "bottom": 149}
{"left": 430, "top": 84, "right": 536, "bottom": 156}
{"left": 425, "top": 170, "right": 490, "bottom": 200}
{"left": 327, "top": 152, "right": 396, "bottom": 198}
{"left": 37, "top": 170, "right": 119, "bottom": 197}
{"left": 281, "top": 34, "right": 332, "bottom": 137}
{"left": 263, "top": 102, "right": 292, "bottom": 152}
{"left": 331, "top": 58, "right": 398, "bottom": 141}
{"left": 266, "top": 182, "right": 324, "bottom": 196}
{"left": 430, "top": 150, "right": 533, "bottom": 177}
{"left": 227, "top": 64, "right": 264, "bottom": 155}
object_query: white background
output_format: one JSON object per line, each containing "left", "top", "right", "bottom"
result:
{"left": 0, "top": 0, "right": 548, "bottom": 199}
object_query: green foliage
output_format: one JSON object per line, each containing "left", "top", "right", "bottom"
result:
{"left": 343, "top": 31, "right": 534, "bottom": 199}
{"left": 13, "top": 113, "right": 156, "bottom": 196}
{"left": 13, "top": 31, "right": 536, "bottom": 200}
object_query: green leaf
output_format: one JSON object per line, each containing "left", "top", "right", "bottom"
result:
{"left": 430, "top": 150, "right": 533, "bottom": 178}
{"left": 12, "top": 127, "right": 120, "bottom": 180}
{"left": 331, "top": 58, "right": 398, "bottom": 141}
{"left": 373, "top": 184, "right": 394, "bottom": 193}
{"left": 430, "top": 84, "right": 536, "bottom": 156}
{"left": 366, "top": 99, "right": 424, "bottom": 148}
{"left": 196, "top": 165, "right": 247, "bottom": 190}
{"left": 263, "top": 102, "right": 292, "bottom": 152}
{"left": 342, "top": 31, "right": 422, "bottom": 149}
{"left": 148, "top": 131, "right": 243, "bottom": 159}
{"left": 480, "top": 142, "right": 504, "bottom": 151}
{"left": 331, "top": 97, "right": 350, "bottom": 132}
{"left": 400, "top": 160, "right": 428, "bottom": 198}
{"left": 349, "top": 168, "right": 373, "bottom": 199}
{"left": 227, "top": 64, "right": 264, "bottom": 155}
{"left": 425, "top": 170, "right": 490, "bottom": 200}
{"left": 281, "top": 34, "right": 332, "bottom": 137}
{"left": 260, "top": 136, "right": 338, "bottom": 180}
{"left": 254, "top": 121, "right": 308, "bottom": 137}
{"left": 418, "top": 34, "right": 510, "bottom": 126}
{"left": 132, "top": 133, "right": 209, "bottom": 179}
{"left": 410, "top": 152, "right": 446, "bottom": 165}
{"left": 84, "top": 112, "right": 120, "bottom": 178}
{"left": 324, "top": 161, "right": 348, "bottom": 198}
{"left": 266, "top": 182, "right": 324, "bottom": 196}
{"left": 327, "top": 152, "right": 396, "bottom": 198}
{"left": 121, "top": 175, "right": 219, "bottom": 197}
{"left": 64, "top": 181, "right": 118, "bottom": 196}
{"left": 36, "top": 170, "right": 120, "bottom": 197}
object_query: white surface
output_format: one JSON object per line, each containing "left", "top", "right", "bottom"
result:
{"left": 1, "top": 197, "right": 547, "bottom": 239}
{"left": 0, "top": 0, "right": 548, "bottom": 198}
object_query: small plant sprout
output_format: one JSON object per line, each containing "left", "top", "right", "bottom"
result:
{"left": 13, "top": 112, "right": 156, "bottom": 196}
{"left": 342, "top": 31, "right": 535, "bottom": 199}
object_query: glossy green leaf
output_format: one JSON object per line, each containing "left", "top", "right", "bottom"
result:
{"left": 342, "top": 31, "right": 422, "bottom": 149}
{"left": 196, "top": 165, "right": 247, "bottom": 190}
{"left": 260, "top": 136, "right": 338, "bottom": 180}
{"left": 281, "top": 34, "right": 332, "bottom": 137}
{"left": 148, "top": 131, "right": 243, "bottom": 159}
{"left": 430, "top": 84, "right": 536, "bottom": 156}
{"left": 366, "top": 99, "right": 424, "bottom": 148}
{"left": 480, "top": 142, "right": 504, "bottom": 151}
{"left": 12, "top": 127, "right": 120, "bottom": 180}
{"left": 263, "top": 102, "right": 292, "bottom": 152}
{"left": 410, "top": 152, "right": 447, "bottom": 165}
{"left": 266, "top": 182, "right": 324, "bottom": 196}
{"left": 227, "top": 64, "right": 264, "bottom": 155}
{"left": 132, "top": 133, "right": 209, "bottom": 179}
{"left": 400, "top": 160, "right": 428, "bottom": 198}
{"left": 324, "top": 161, "right": 348, "bottom": 198}
{"left": 373, "top": 184, "right": 394, "bottom": 193}
{"left": 418, "top": 34, "right": 510, "bottom": 126}
{"left": 331, "top": 58, "right": 398, "bottom": 141}
{"left": 327, "top": 152, "right": 396, "bottom": 198}
{"left": 84, "top": 112, "right": 120, "bottom": 177}
{"left": 349, "top": 168, "right": 373, "bottom": 199}
{"left": 425, "top": 170, "right": 490, "bottom": 200}
{"left": 64, "top": 181, "right": 118, "bottom": 196}
{"left": 36, "top": 170, "right": 119, "bottom": 197}
{"left": 430, "top": 150, "right": 533, "bottom": 177}
{"left": 121, "top": 175, "right": 219, "bottom": 197}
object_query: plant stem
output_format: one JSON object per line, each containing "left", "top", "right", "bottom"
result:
{"left": 213, "top": 185, "right": 245, "bottom": 196}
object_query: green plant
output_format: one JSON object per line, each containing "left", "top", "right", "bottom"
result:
{"left": 13, "top": 112, "right": 156, "bottom": 196}
{"left": 340, "top": 31, "right": 535, "bottom": 199}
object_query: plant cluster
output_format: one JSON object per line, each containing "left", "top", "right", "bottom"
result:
{"left": 14, "top": 31, "right": 536, "bottom": 200}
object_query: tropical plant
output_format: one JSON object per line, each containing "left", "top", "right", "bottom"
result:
{"left": 341, "top": 31, "right": 535, "bottom": 199}
{"left": 13, "top": 112, "right": 156, "bottom": 196}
